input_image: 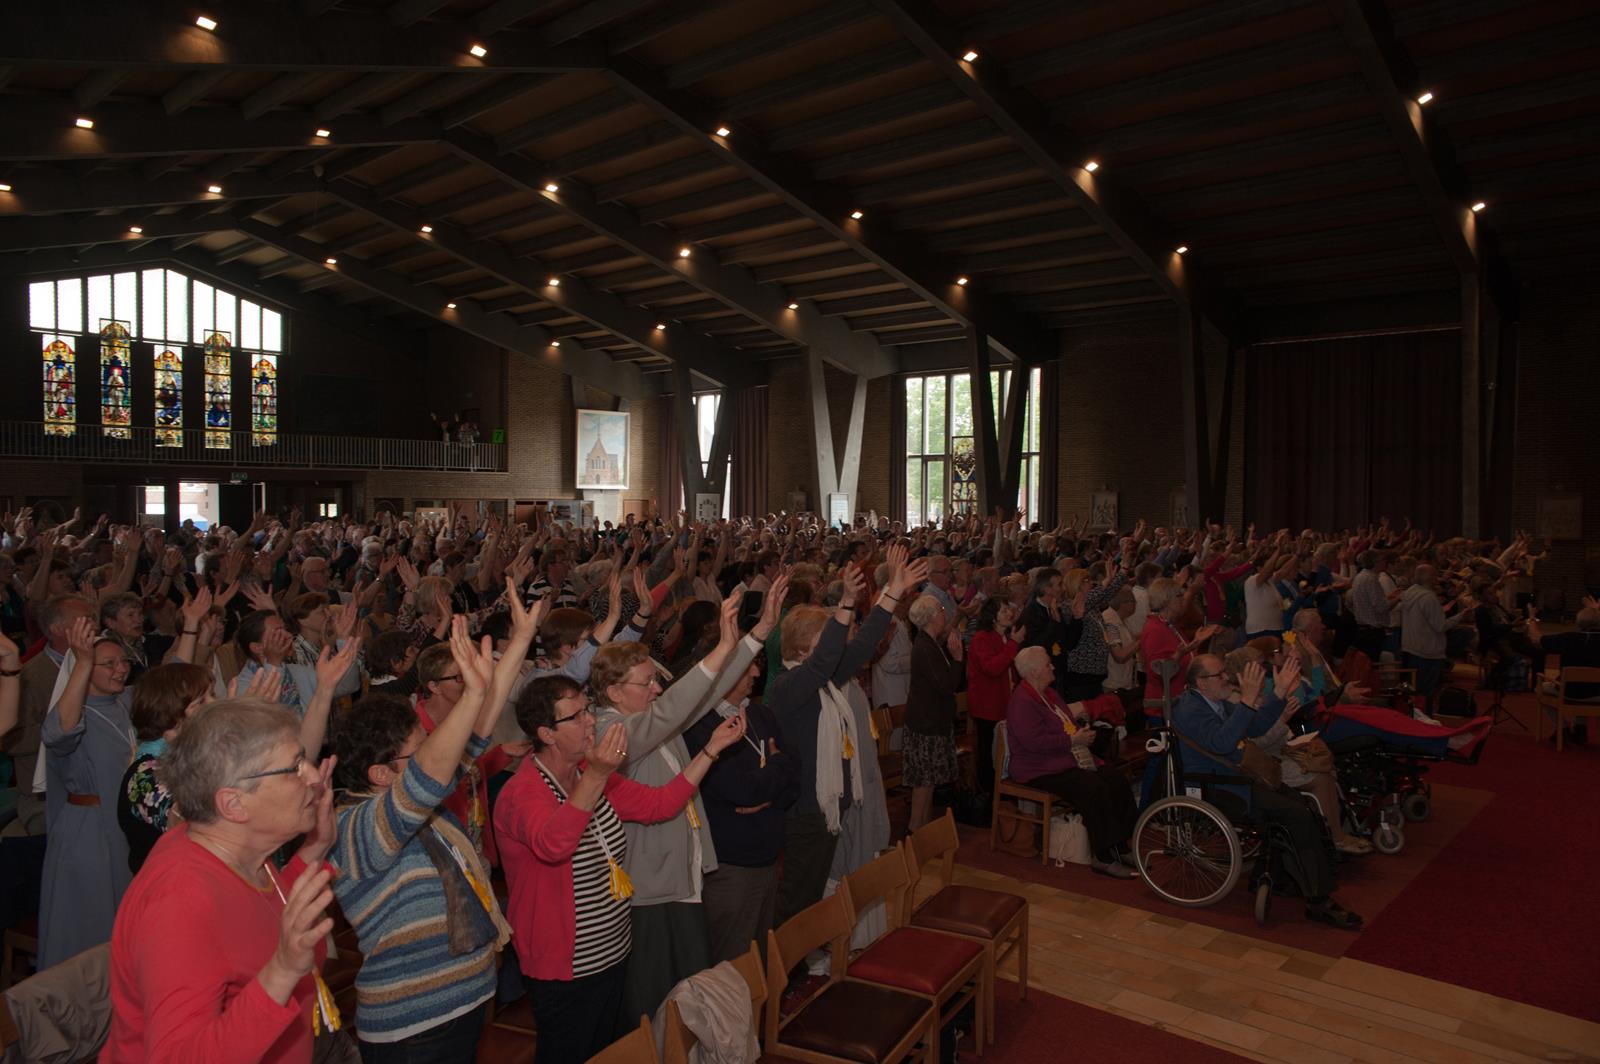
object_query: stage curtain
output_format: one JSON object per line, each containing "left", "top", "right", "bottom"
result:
{"left": 730, "top": 386, "right": 768, "bottom": 518}
{"left": 1245, "top": 330, "right": 1462, "bottom": 532}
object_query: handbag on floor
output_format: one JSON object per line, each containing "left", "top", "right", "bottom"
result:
{"left": 1047, "top": 813, "right": 1091, "bottom": 867}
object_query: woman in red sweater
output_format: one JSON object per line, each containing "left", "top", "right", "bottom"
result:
{"left": 967, "top": 596, "right": 1025, "bottom": 803}
{"left": 104, "top": 697, "right": 340, "bottom": 1064}
{"left": 495, "top": 675, "right": 747, "bottom": 1063}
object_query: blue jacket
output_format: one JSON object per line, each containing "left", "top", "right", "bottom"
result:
{"left": 1170, "top": 687, "right": 1286, "bottom": 768}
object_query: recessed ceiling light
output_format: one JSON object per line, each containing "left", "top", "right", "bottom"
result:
{"left": 324, "top": 256, "right": 338, "bottom": 265}
{"left": 655, "top": 322, "right": 666, "bottom": 331}
{"left": 1175, "top": 245, "right": 1188, "bottom": 255}
{"left": 446, "top": 301, "right": 457, "bottom": 309}
{"left": 678, "top": 246, "right": 692, "bottom": 258}
{"left": 715, "top": 125, "right": 731, "bottom": 137}
{"left": 75, "top": 117, "right": 95, "bottom": 130}
{"left": 551, "top": 340, "right": 561, "bottom": 347}
{"left": 315, "top": 128, "right": 332, "bottom": 138}
{"left": 850, "top": 209, "right": 864, "bottom": 220}
{"left": 547, "top": 277, "right": 560, "bottom": 286}
{"left": 956, "top": 276, "right": 969, "bottom": 286}
{"left": 469, "top": 44, "right": 488, "bottom": 58}
{"left": 128, "top": 226, "right": 143, "bottom": 234}
{"left": 544, "top": 182, "right": 559, "bottom": 193}
{"left": 207, "top": 183, "right": 223, "bottom": 194}
{"left": 1471, "top": 201, "right": 1486, "bottom": 212}
{"left": 962, "top": 49, "right": 979, "bottom": 62}
{"left": 195, "top": 14, "right": 218, "bottom": 30}
{"left": 787, "top": 302, "right": 799, "bottom": 310}
{"left": 0, "top": 183, "right": 13, "bottom": 192}
{"left": 419, "top": 224, "right": 433, "bottom": 233}
{"left": 1084, "top": 160, "right": 1099, "bottom": 172}
{"left": 1416, "top": 91, "right": 1434, "bottom": 105}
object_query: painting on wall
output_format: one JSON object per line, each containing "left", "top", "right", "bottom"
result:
{"left": 1090, "top": 490, "right": 1119, "bottom": 530}
{"left": 575, "top": 408, "right": 629, "bottom": 489}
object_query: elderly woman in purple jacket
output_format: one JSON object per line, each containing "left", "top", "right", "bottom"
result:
{"left": 1005, "top": 645, "right": 1138, "bottom": 878}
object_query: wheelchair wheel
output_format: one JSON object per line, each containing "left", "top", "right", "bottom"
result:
{"left": 1132, "top": 797, "right": 1242, "bottom": 908}
{"left": 1373, "top": 823, "right": 1405, "bottom": 854}
{"left": 1254, "top": 880, "right": 1273, "bottom": 926}
{"left": 1401, "top": 793, "right": 1431, "bottom": 822}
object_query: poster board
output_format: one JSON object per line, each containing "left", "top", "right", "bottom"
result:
{"left": 575, "top": 409, "right": 630, "bottom": 489}
{"left": 1090, "top": 491, "right": 1119, "bottom": 530}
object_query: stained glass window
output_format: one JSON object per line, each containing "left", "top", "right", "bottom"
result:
{"left": 99, "top": 320, "right": 133, "bottom": 440}
{"left": 153, "top": 350, "right": 183, "bottom": 447}
{"left": 251, "top": 354, "right": 278, "bottom": 446}
{"left": 203, "top": 331, "right": 232, "bottom": 448}
{"left": 42, "top": 335, "right": 77, "bottom": 436}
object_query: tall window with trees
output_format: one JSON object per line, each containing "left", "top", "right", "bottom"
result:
{"left": 904, "top": 367, "right": 1042, "bottom": 525}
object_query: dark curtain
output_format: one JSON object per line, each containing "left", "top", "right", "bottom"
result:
{"left": 658, "top": 398, "right": 682, "bottom": 519}
{"left": 1245, "top": 330, "right": 1462, "bottom": 532}
{"left": 730, "top": 386, "right": 768, "bottom": 518}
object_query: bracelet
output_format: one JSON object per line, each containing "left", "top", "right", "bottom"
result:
{"left": 182, "top": 628, "right": 199, "bottom": 635}
{"left": 702, "top": 748, "right": 719, "bottom": 762}
{"left": 0, "top": 666, "right": 20, "bottom": 677}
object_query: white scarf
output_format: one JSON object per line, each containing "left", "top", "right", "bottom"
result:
{"left": 795, "top": 672, "right": 863, "bottom": 835}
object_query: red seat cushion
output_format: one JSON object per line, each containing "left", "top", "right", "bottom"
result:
{"left": 910, "top": 885, "right": 1025, "bottom": 939}
{"left": 782, "top": 981, "right": 931, "bottom": 1062}
{"left": 848, "top": 927, "right": 984, "bottom": 996}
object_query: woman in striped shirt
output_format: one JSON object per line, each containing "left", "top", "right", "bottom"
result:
{"left": 496, "top": 675, "right": 747, "bottom": 1063}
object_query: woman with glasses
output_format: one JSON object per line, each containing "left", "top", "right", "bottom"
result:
{"left": 104, "top": 697, "right": 341, "bottom": 1063}
{"left": 586, "top": 586, "right": 781, "bottom": 1030}
{"left": 325, "top": 589, "right": 533, "bottom": 1063}
{"left": 37, "top": 614, "right": 138, "bottom": 968}
{"left": 496, "top": 673, "right": 749, "bottom": 1063}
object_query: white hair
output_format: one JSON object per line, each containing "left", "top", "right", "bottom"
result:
{"left": 908, "top": 594, "right": 944, "bottom": 630}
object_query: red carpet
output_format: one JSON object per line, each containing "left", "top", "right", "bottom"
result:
{"left": 1346, "top": 695, "right": 1600, "bottom": 1021}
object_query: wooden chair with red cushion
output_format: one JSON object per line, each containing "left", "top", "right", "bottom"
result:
{"left": 841, "top": 843, "right": 988, "bottom": 1056}
{"left": 902, "top": 809, "right": 1028, "bottom": 1047}
{"left": 766, "top": 891, "right": 936, "bottom": 1064}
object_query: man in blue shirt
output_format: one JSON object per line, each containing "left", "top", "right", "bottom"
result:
{"left": 1171, "top": 653, "right": 1362, "bottom": 930}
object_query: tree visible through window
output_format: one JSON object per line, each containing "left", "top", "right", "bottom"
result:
{"left": 904, "top": 367, "right": 1042, "bottom": 526}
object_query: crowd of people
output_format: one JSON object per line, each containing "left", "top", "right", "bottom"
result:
{"left": 0, "top": 501, "right": 1591, "bottom": 1062}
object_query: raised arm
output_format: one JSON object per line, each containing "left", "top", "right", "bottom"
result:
{"left": 51, "top": 617, "right": 99, "bottom": 736}
{"left": 299, "top": 636, "right": 362, "bottom": 762}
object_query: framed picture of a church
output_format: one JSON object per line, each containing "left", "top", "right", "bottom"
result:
{"left": 575, "top": 409, "right": 630, "bottom": 489}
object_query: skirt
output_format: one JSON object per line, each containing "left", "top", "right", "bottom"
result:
{"left": 902, "top": 730, "right": 959, "bottom": 788}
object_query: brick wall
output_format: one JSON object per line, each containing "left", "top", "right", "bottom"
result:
{"left": 762, "top": 357, "right": 893, "bottom": 518}
{"left": 1509, "top": 282, "right": 1599, "bottom": 608}
{"left": 857, "top": 377, "right": 893, "bottom": 517}
{"left": 1056, "top": 319, "right": 1187, "bottom": 527}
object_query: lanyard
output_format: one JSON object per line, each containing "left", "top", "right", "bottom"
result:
{"left": 262, "top": 863, "right": 342, "bottom": 1035}
{"left": 431, "top": 826, "right": 495, "bottom": 915}
{"left": 534, "top": 756, "right": 633, "bottom": 901}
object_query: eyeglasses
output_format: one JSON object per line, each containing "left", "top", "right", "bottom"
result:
{"left": 237, "top": 753, "right": 309, "bottom": 782}
{"left": 1197, "top": 671, "right": 1227, "bottom": 680}
{"left": 553, "top": 705, "right": 595, "bottom": 726}
{"left": 435, "top": 673, "right": 463, "bottom": 684}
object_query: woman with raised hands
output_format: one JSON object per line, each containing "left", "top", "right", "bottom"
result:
{"left": 325, "top": 593, "right": 533, "bottom": 1062}
{"left": 586, "top": 580, "right": 784, "bottom": 1030}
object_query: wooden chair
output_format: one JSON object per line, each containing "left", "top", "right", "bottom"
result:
{"left": 989, "top": 722, "right": 1054, "bottom": 864}
{"left": 903, "top": 809, "right": 1027, "bottom": 1047}
{"left": 841, "top": 844, "right": 988, "bottom": 1056}
{"left": 1535, "top": 666, "right": 1600, "bottom": 750}
{"left": 591, "top": 1016, "right": 660, "bottom": 1064}
{"left": 662, "top": 941, "right": 766, "bottom": 1064}
{"left": 766, "top": 891, "right": 935, "bottom": 1064}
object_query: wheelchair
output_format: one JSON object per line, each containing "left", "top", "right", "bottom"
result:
{"left": 1128, "top": 661, "right": 1339, "bottom": 925}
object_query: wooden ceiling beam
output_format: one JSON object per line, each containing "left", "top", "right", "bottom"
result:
{"left": 494, "top": 87, "right": 630, "bottom": 153}
{"left": 722, "top": 47, "right": 918, "bottom": 120}
{"left": 315, "top": 72, "right": 414, "bottom": 122}
{"left": 241, "top": 72, "right": 323, "bottom": 120}
{"left": 74, "top": 68, "right": 129, "bottom": 109}
{"left": 663, "top": 0, "right": 872, "bottom": 90}
{"left": 438, "top": 76, "right": 550, "bottom": 127}
{"left": 234, "top": 213, "right": 659, "bottom": 396}
{"left": 321, "top": 176, "right": 761, "bottom": 388}
{"left": 542, "top": 0, "right": 655, "bottom": 45}
{"left": 0, "top": 169, "right": 320, "bottom": 215}
{"left": 0, "top": 1, "right": 603, "bottom": 73}
{"left": 377, "top": 74, "right": 482, "bottom": 125}
{"left": 0, "top": 211, "right": 238, "bottom": 253}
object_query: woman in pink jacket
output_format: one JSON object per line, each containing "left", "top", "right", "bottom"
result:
{"left": 495, "top": 675, "right": 745, "bottom": 1063}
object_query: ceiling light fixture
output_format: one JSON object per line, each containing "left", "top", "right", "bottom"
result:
{"left": 324, "top": 256, "right": 338, "bottom": 265}
{"left": 469, "top": 44, "right": 488, "bottom": 58}
{"left": 788, "top": 302, "right": 799, "bottom": 310}
{"left": 315, "top": 127, "right": 332, "bottom": 138}
{"left": 655, "top": 322, "right": 666, "bottom": 331}
{"left": 551, "top": 340, "right": 561, "bottom": 347}
{"left": 75, "top": 117, "right": 95, "bottom": 129}
{"left": 1416, "top": 91, "right": 1434, "bottom": 105}
{"left": 0, "top": 183, "right": 13, "bottom": 192}
{"left": 419, "top": 224, "right": 433, "bottom": 233}
{"left": 1175, "top": 245, "right": 1188, "bottom": 255}
{"left": 962, "top": 49, "right": 979, "bottom": 62}
{"left": 128, "top": 226, "right": 143, "bottom": 234}
{"left": 195, "top": 14, "right": 218, "bottom": 30}
{"left": 1084, "top": 159, "right": 1099, "bottom": 172}
{"left": 956, "top": 275, "right": 969, "bottom": 286}
{"left": 1471, "top": 201, "right": 1486, "bottom": 212}
{"left": 715, "top": 125, "right": 731, "bottom": 137}
{"left": 207, "top": 183, "right": 223, "bottom": 194}
{"left": 678, "top": 246, "right": 692, "bottom": 258}
{"left": 544, "top": 182, "right": 559, "bottom": 193}
{"left": 446, "top": 301, "right": 457, "bottom": 309}
{"left": 850, "top": 209, "right": 864, "bottom": 220}
{"left": 547, "top": 277, "right": 560, "bottom": 286}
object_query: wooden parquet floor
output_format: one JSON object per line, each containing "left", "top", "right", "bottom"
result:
{"left": 925, "top": 864, "right": 1600, "bottom": 1064}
